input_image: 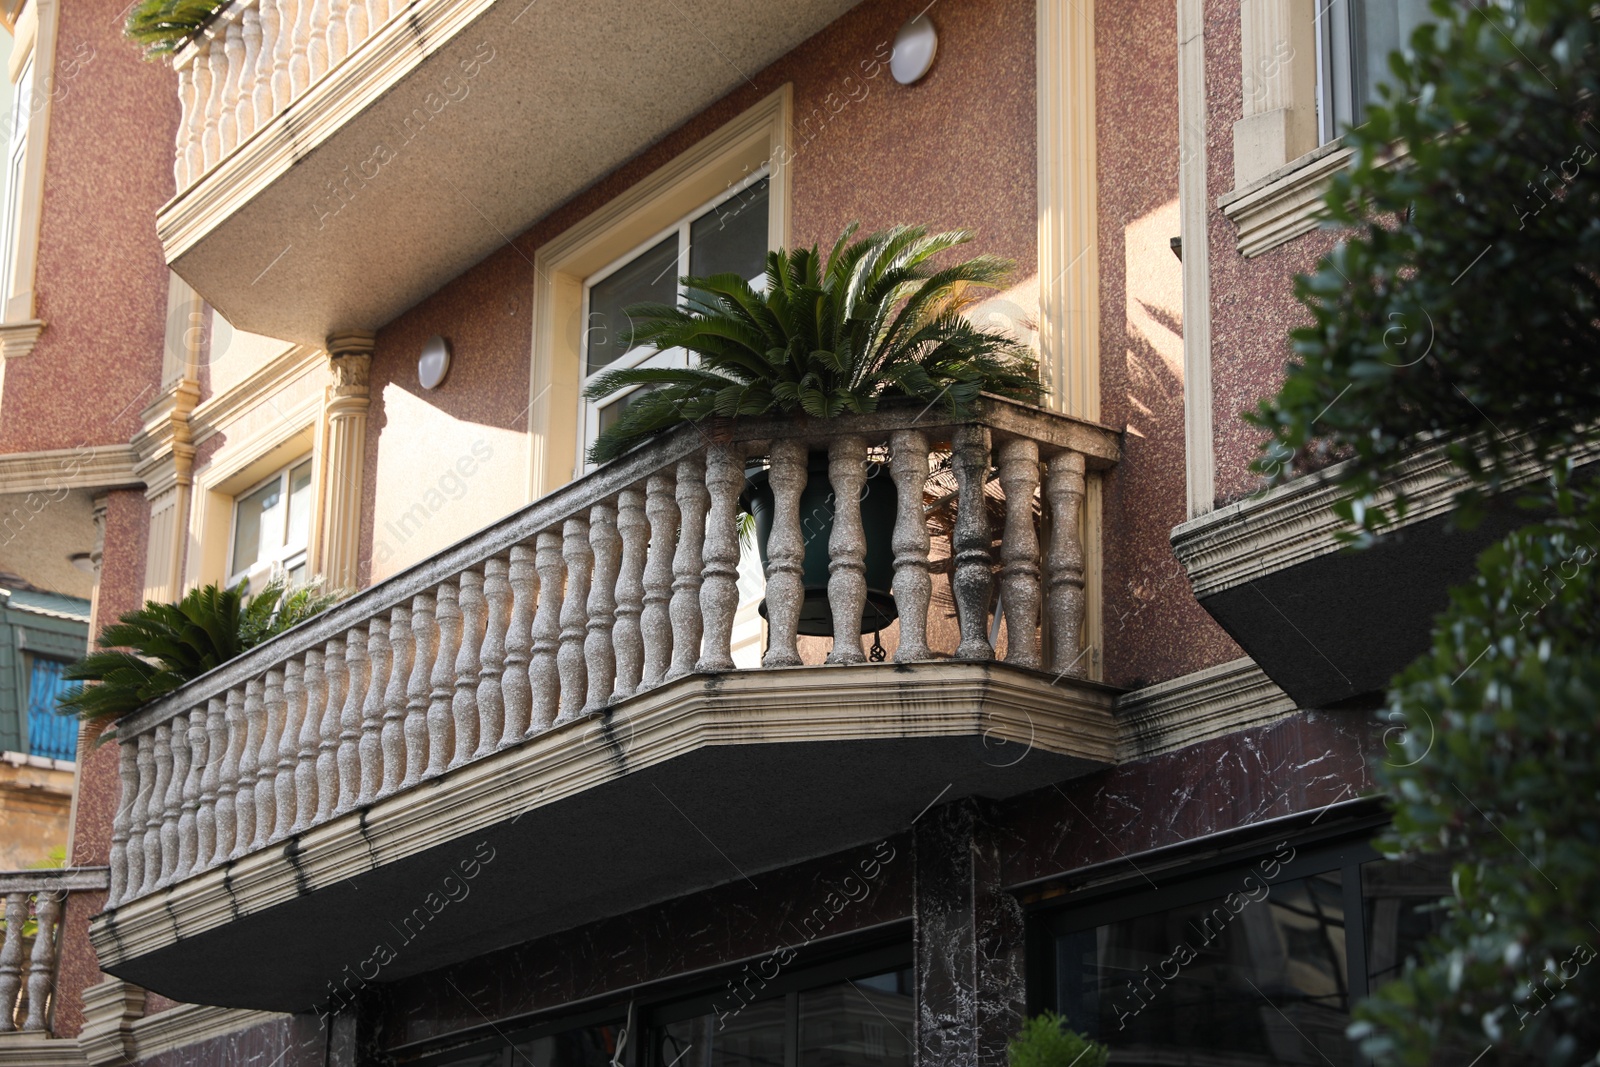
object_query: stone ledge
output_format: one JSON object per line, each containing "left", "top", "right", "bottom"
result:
{"left": 1218, "top": 143, "right": 1350, "bottom": 257}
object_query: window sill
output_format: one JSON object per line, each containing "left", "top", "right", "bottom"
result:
{"left": 0, "top": 319, "right": 44, "bottom": 359}
{"left": 1218, "top": 143, "right": 1351, "bottom": 258}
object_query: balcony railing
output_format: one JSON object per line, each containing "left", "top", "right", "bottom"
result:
{"left": 102, "top": 400, "right": 1118, "bottom": 913}
{"left": 0, "top": 868, "right": 108, "bottom": 1034}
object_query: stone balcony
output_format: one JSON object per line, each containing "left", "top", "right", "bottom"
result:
{"left": 90, "top": 401, "right": 1124, "bottom": 1012}
{"left": 160, "top": 0, "right": 858, "bottom": 347}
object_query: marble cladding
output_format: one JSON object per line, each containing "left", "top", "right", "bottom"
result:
{"left": 136, "top": 1014, "right": 329, "bottom": 1067}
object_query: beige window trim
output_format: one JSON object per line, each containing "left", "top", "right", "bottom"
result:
{"left": 1231, "top": 0, "right": 1319, "bottom": 190}
{"left": 527, "top": 85, "right": 792, "bottom": 498}
{"left": 1219, "top": 141, "right": 1350, "bottom": 257}
{"left": 0, "top": 0, "right": 57, "bottom": 353}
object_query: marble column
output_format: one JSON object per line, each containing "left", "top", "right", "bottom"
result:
{"left": 913, "top": 799, "right": 1025, "bottom": 1067}
{"left": 322, "top": 330, "right": 374, "bottom": 591}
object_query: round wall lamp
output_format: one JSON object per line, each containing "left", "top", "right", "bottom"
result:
{"left": 891, "top": 14, "right": 938, "bottom": 85}
{"left": 418, "top": 335, "right": 451, "bottom": 390}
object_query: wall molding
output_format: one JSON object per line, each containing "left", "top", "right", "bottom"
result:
{"left": 1177, "top": 0, "right": 1214, "bottom": 518}
{"left": 0, "top": 445, "right": 141, "bottom": 495}
{"left": 0, "top": 319, "right": 43, "bottom": 359}
{"left": 1115, "top": 656, "right": 1298, "bottom": 760}
{"left": 1218, "top": 143, "right": 1349, "bottom": 257}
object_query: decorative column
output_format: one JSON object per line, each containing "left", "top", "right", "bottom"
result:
{"left": 322, "top": 330, "right": 374, "bottom": 591}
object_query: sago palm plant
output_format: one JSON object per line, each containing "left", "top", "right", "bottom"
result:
{"left": 60, "top": 577, "right": 339, "bottom": 744}
{"left": 583, "top": 223, "right": 1041, "bottom": 464}
{"left": 124, "top": 0, "right": 227, "bottom": 58}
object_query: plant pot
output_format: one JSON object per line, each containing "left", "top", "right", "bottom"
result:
{"left": 742, "top": 451, "right": 899, "bottom": 637}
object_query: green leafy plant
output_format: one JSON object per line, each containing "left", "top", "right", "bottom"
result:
{"left": 59, "top": 577, "right": 340, "bottom": 743}
{"left": 1007, "top": 1013, "right": 1108, "bottom": 1067}
{"left": 123, "top": 0, "right": 226, "bottom": 58}
{"left": 583, "top": 222, "right": 1041, "bottom": 465}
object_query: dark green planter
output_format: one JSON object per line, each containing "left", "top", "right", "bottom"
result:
{"left": 743, "top": 452, "right": 899, "bottom": 637}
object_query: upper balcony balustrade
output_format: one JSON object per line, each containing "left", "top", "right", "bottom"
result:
{"left": 161, "top": 0, "right": 855, "bottom": 347}
{"left": 90, "top": 400, "right": 1122, "bottom": 1012}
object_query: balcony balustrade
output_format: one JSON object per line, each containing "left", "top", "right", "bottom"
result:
{"left": 91, "top": 400, "right": 1120, "bottom": 1009}
{"left": 0, "top": 868, "right": 108, "bottom": 1036}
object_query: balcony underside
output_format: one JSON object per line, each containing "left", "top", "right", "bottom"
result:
{"left": 90, "top": 663, "right": 1116, "bottom": 1012}
{"left": 159, "top": 0, "right": 857, "bottom": 347}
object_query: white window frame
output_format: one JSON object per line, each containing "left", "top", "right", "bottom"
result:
{"left": 578, "top": 167, "right": 771, "bottom": 470}
{"left": 225, "top": 456, "right": 314, "bottom": 589}
{"left": 0, "top": 0, "right": 58, "bottom": 349}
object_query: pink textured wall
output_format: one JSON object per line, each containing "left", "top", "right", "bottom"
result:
{"left": 0, "top": 0, "right": 177, "bottom": 453}
{"left": 357, "top": 0, "right": 1037, "bottom": 584}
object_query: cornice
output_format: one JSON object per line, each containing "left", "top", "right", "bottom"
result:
{"left": 1114, "top": 657, "right": 1298, "bottom": 760}
{"left": 0, "top": 319, "right": 44, "bottom": 359}
{"left": 188, "top": 344, "right": 325, "bottom": 446}
{"left": 128, "top": 1002, "right": 287, "bottom": 1059}
{"left": 0, "top": 445, "right": 141, "bottom": 494}
{"left": 1218, "top": 144, "right": 1350, "bottom": 257}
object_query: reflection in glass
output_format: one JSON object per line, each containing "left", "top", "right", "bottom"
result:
{"left": 1056, "top": 870, "right": 1353, "bottom": 1065}
{"left": 799, "top": 968, "right": 913, "bottom": 1067}
{"left": 587, "top": 235, "right": 679, "bottom": 376}
{"left": 1353, "top": 0, "right": 1433, "bottom": 111}
{"left": 286, "top": 460, "right": 314, "bottom": 553}
{"left": 690, "top": 178, "right": 770, "bottom": 284}
{"left": 658, "top": 995, "right": 785, "bottom": 1067}
{"left": 1363, "top": 854, "right": 1450, "bottom": 988}
{"left": 231, "top": 474, "right": 285, "bottom": 578}
{"left": 514, "top": 1022, "right": 624, "bottom": 1067}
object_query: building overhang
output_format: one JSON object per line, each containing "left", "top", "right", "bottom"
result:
{"left": 158, "top": 0, "right": 857, "bottom": 348}
{"left": 91, "top": 662, "right": 1117, "bottom": 1012}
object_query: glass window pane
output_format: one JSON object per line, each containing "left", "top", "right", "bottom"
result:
{"left": 286, "top": 460, "right": 314, "bottom": 553}
{"left": 513, "top": 1022, "right": 624, "bottom": 1067}
{"left": 1363, "top": 855, "right": 1451, "bottom": 989}
{"left": 799, "top": 968, "right": 913, "bottom": 1067}
{"left": 690, "top": 178, "right": 769, "bottom": 283}
{"left": 1354, "top": 0, "right": 1432, "bottom": 110}
{"left": 656, "top": 995, "right": 785, "bottom": 1067}
{"left": 231, "top": 474, "right": 286, "bottom": 578}
{"left": 588, "top": 235, "right": 680, "bottom": 376}
{"left": 1055, "top": 869, "right": 1354, "bottom": 1064}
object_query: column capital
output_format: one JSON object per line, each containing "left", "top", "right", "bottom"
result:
{"left": 327, "top": 331, "right": 375, "bottom": 402}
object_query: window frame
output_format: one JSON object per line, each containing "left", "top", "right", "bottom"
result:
{"left": 577, "top": 166, "right": 772, "bottom": 471}
{"left": 224, "top": 455, "right": 314, "bottom": 589}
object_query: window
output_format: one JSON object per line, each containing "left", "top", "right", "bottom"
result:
{"left": 0, "top": 55, "right": 31, "bottom": 307}
{"left": 228, "top": 457, "right": 314, "bottom": 587}
{"left": 579, "top": 174, "right": 771, "bottom": 467}
{"left": 1038, "top": 838, "right": 1449, "bottom": 1065}
{"left": 1318, "top": 0, "right": 1433, "bottom": 138}
{"left": 24, "top": 655, "right": 77, "bottom": 761}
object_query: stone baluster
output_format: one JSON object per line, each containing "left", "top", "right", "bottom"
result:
{"left": 109, "top": 741, "right": 138, "bottom": 905}
{"left": 144, "top": 724, "right": 174, "bottom": 891}
{"left": 257, "top": 0, "right": 283, "bottom": 116}
{"left": 345, "top": 0, "right": 369, "bottom": 55}
{"left": 159, "top": 716, "right": 188, "bottom": 887}
{"left": 1044, "top": 450, "right": 1088, "bottom": 676}
{"left": 176, "top": 707, "right": 207, "bottom": 882}
{"left": 368, "top": 0, "right": 391, "bottom": 30}
{"left": 275, "top": 660, "right": 305, "bottom": 840}
{"left": 556, "top": 519, "right": 592, "bottom": 724}
{"left": 640, "top": 471, "right": 678, "bottom": 687}
{"left": 238, "top": 7, "right": 263, "bottom": 144}
{"left": 22, "top": 890, "right": 61, "bottom": 1030}
{"left": 996, "top": 437, "right": 1043, "bottom": 667}
{"left": 584, "top": 504, "right": 621, "bottom": 712}
{"left": 761, "top": 441, "right": 807, "bottom": 667}
{"left": 502, "top": 547, "right": 534, "bottom": 742}
{"left": 214, "top": 690, "right": 244, "bottom": 865}
{"left": 475, "top": 559, "right": 510, "bottom": 757}
{"left": 529, "top": 532, "right": 562, "bottom": 731}
{"left": 0, "top": 893, "right": 24, "bottom": 1030}
{"left": 825, "top": 436, "right": 870, "bottom": 664}
{"left": 427, "top": 582, "right": 461, "bottom": 777}
{"left": 402, "top": 593, "right": 435, "bottom": 788}
{"left": 272, "top": 0, "right": 297, "bottom": 109}
{"left": 219, "top": 20, "right": 245, "bottom": 154}
{"left": 335, "top": 632, "right": 368, "bottom": 814}
{"left": 889, "top": 430, "right": 933, "bottom": 662}
{"left": 666, "top": 455, "right": 708, "bottom": 681}
{"left": 292, "top": 650, "right": 325, "bottom": 833}
{"left": 325, "top": 0, "right": 348, "bottom": 73}
{"left": 175, "top": 65, "right": 196, "bottom": 188}
{"left": 951, "top": 425, "right": 995, "bottom": 661}
{"left": 187, "top": 58, "right": 212, "bottom": 184}
{"left": 612, "top": 489, "right": 648, "bottom": 698}
{"left": 451, "top": 570, "right": 485, "bottom": 765}
{"left": 127, "top": 734, "right": 154, "bottom": 896}
{"left": 359, "top": 619, "right": 392, "bottom": 807}
{"left": 201, "top": 46, "right": 225, "bottom": 175}
{"left": 290, "top": 0, "right": 314, "bottom": 96}
{"left": 256, "top": 669, "right": 285, "bottom": 846}
{"left": 698, "top": 444, "right": 745, "bottom": 672}
{"left": 237, "top": 679, "right": 266, "bottom": 854}
{"left": 373, "top": 607, "right": 408, "bottom": 801}
{"left": 200, "top": 697, "right": 226, "bottom": 867}
{"left": 317, "top": 640, "right": 347, "bottom": 822}
{"left": 306, "top": 0, "right": 330, "bottom": 82}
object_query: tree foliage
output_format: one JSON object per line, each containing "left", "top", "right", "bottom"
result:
{"left": 1007, "top": 1013, "right": 1108, "bottom": 1067}
{"left": 583, "top": 223, "right": 1040, "bottom": 464}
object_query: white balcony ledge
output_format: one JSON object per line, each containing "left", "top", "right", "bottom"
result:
{"left": 160, "top": 0, "right": 857, "bottom": 347}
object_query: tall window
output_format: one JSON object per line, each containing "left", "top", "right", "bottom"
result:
{"left": 229, "top": 458, "right": 314, "bottom": 587}
{"left": 24, "top": 655, "right": 77, "bottom": 762}
{"left": 0, "top": 55, "right": 32, "bottom": 308}
{"left": 580, "top": 173, "right": 771, "bottom": 467}
{"left": 1318, "top": 0, "right": 1433, "bottom": 138}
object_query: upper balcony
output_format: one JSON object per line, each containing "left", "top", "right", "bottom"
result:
{"left": 1170, "top": 442, "right": 1597, "bottom": 708}
{"left": 160, "top": 0, "right": 857, "bottom": 347}
{"left": 90, "top": 400, "right": 1122, "bottom": 1012}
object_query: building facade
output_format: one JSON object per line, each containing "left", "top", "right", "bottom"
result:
{"left": 0, "top": 0, "right": 1470, "bottom": 1061}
